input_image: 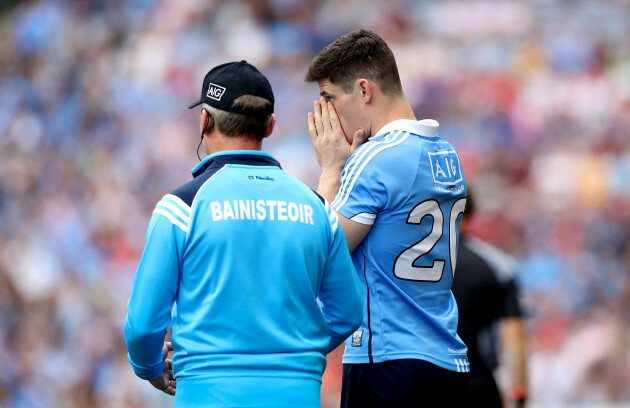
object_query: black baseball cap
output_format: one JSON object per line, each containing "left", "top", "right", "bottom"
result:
{"left": 188, "top": 60, "right": 274, "bottom": 115}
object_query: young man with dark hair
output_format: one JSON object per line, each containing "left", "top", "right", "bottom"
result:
{"left": 306, "top": 29, "right": 470, "bottom": 407}
{"left": 125, "top": 60, "right": 363, "bottom": 408}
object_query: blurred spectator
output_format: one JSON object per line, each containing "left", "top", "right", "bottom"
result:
{"left": 1, "top": 0, "right": 629, "bottom": 407}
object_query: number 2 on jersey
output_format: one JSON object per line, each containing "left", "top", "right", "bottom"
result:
{"left": 393, "top": 198, "right": 466, "bottom": 282}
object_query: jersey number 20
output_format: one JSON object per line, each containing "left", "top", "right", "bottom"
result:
{"left": 393, "top": 198, "right": 466, "bottom": 282}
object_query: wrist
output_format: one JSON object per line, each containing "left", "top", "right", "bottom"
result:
{"left": 320, "top": 166, "right": 343, "bottom": 179}
{"left": 510, "top": 384, "right": 527, "bottom": 403}
{"left": 317, "top": 171, "right": 342, "bottom": 202}
{"left": 149, "top": 375, "right": 165, "bottom": 387}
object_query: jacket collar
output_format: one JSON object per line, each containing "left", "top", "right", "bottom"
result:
{"left": 192, "top": 150, "right": 281, "bottom": 178}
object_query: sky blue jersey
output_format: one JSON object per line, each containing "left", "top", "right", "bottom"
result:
{"left": 332, "top": 120, "right": 470, "bottom": 373}
{"left": 124, "top": 151, "right": 362, "bottom": 407}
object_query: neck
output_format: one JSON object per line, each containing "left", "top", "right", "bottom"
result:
{"left": 369, "top": 94, "right": 416, "bottom": 137}
{"left": 204, "top": 132, "right": 262, "bottom": 155}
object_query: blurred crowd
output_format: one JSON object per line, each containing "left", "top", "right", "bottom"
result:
{"left": 1, "top": 0, "right": 629, "bottom": 407}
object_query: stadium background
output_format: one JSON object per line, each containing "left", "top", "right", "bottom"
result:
{"left": 1, "top": 0, "right": 629, "bottom": 407}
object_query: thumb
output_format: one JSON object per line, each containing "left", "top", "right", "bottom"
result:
{"left": 350, "top": 129, "right": 366, "bottom": 153}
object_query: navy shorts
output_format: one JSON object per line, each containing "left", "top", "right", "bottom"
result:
{"left": 341, "top": 359, "right": 470, "bottom": 408}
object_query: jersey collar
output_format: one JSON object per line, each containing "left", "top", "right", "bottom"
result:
{"left": 192, "top": 150, "right": 281, "bottom": 178}
{"left": 371, "top": 119, "right": 440, "bottom": 140}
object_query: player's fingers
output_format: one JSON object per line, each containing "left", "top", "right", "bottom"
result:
{"left": 307, "top": 113, "right": 318, "bottom": 142}
{"left": 165, "top": 380, "right": 177, "bottom": 396}
{"left": 312, "top": 100, "right": 324, "bottom": 137}
{"left": 165, "top": 359, "right": 174, "bottom": 380}
{"left": 350, "top": 128, "right": 367, "bottom": 154}
{"left": 327, "top": 101, "right": 343, "bottom": 134}
{"left": 165, "top": 342, "right": 173, "bottom": 352}
{"left": 320, "top": 97, "right": 333, "bottom": 135}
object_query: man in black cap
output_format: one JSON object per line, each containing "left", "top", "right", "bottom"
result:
{"left": 124, "top": 61, "right": 363, "bottom": 407}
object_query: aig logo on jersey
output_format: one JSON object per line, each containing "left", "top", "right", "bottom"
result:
{"left": 206, "top": 83, "right": 226, "bottom": 101}
{"left": 428, "top": 150, "right": 463, "bottom": 186}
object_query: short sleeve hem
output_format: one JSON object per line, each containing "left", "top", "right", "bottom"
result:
{"left": 347, "top": 211, "right": 376, "bottom": 225}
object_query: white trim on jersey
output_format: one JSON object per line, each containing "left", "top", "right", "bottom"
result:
{"left": 332, "top": 130, "right": 409, "bottom": 211}
{"left": 349, "top": 212, "right": 376, "bottom": 225}
{"left": 335, "top": 131, "right": 399, "bottom": 206}
{"left": 332, "top": 130, "right": 402, "bottom": 211}
{"left": 157, "top": 198, "right": 190, "bottom": 224}
{"left": 163, "top": 194, "right": 192, "bottom": 217}
{"left": 153, "top": 209, "right": 189, "bottom": 232}
{"left": 454, "top": 358, "right": 470, "bottom": 372}
{"left": 154, "top": 194, "right": 192, "bottom": 232}
{"left": 324, "top": 200, "right": 339, "bottom": 235}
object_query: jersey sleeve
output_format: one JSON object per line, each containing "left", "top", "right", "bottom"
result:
{"left": 317, "top": 200, "right": 363, "bottom": 352}
{"left": 502, "top": 279, "right": 525, "bottom": 318}
{"left": 124, "top": 194, "right": 189, "bottom": 380}
{"left": 331, "top": 143, "right": 388, "bottom": 225}
{"left": 475, "top": 236, "right": 525, "bottom": 319}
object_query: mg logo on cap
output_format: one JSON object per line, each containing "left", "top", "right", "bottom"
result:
{"left": 206, "top": 83, "right": 226, "bottom": 101}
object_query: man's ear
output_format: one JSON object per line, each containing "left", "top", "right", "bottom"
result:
{"left": 200, "top": 109, "right": 208, "bottom": 133}
{"left": 200, "top": 108, "right": 214, "bottom": 134}
{"left": 263, "top": 114, "right": 276, "bottom": 139}
{"left": 357, "top": 79, "right": 373, "bottom": 103}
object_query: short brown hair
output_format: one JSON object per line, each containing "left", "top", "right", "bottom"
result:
{"left": 204, "top": 95, "right": 272, "bottom": 140}
{"left": 305, "top": 29, "right": 403, "bottom": 97}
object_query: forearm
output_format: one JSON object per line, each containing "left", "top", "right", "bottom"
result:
{"left": 501, "top": 318, "right": 528, "bottom": 402}
{"left": 125, "top": 319, "right": 168, "bottom": 380}
{"left": 125, "top": 284, "right": 173, "bottom": 380}
{"left": 316, "top": 169, "right": 342, "bottom": 203}
{"left": 328, "top": 332, "right": 349, "bottom": 353}
{"left": 125, "top": 214, "right": 182, "bottom": 380}
{"left": 319, "top": 212, "right": 364, "bottom": 354}
{"left": 325, "top": 303, "right": 363, "bottom": 353}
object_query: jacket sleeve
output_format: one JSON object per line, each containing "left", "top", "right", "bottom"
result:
{"left": 317, "top": 201, "right": 363, "bottom": 353}
{"left": 124, "top": 201, "right": 186, "bottom": 380}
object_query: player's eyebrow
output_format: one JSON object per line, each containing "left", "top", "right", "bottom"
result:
{"left": 319, "top": 90, "right": 333, "bottom": 98}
